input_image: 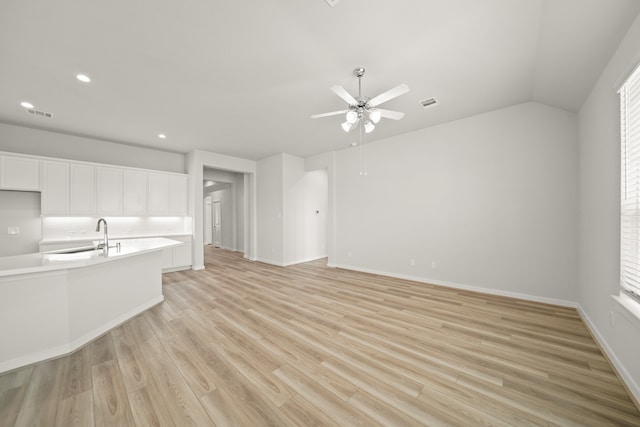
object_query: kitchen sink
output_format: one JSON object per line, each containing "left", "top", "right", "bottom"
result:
{"left": 46, "top": 246, "right": 98, "bottom": 255}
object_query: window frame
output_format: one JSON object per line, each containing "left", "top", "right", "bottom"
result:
{"left": 620, "top": 62, "right": 640, "bottom": 302}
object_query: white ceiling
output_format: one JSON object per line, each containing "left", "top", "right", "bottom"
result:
{"left": 1, "top": 0, "right": 639, "bottom": 160}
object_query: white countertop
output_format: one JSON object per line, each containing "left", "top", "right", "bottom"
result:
{"left": 0, "top": 237, "right": 182, "bottom": 277}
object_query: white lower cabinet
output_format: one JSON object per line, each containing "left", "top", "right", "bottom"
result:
{"left": 161, "top": 235, "right": 192, "bottom": 272}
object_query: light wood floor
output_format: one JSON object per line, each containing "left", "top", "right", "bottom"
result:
{"left": 2, "top": 247, "right": 640, "bottom": 426}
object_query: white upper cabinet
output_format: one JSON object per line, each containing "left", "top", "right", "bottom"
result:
{"left": 168, "top": 174, "right": 188, "bottom": 216}
{"left": 148, "top": 172, "right": 188, "bottom": 216}
{"left": 42, "top": 161, "right": 70, "bottom": 215}
{"left": 11, "top": 149, "right": 190, "bottom": 218}
{"left": 70, "top": 164, "right": 95, "bottom": 214}
{"left": 148, "top": 172, "right": 169, "bottom": 216}
{"left": 0, "top": 155, "right": 40, "bottom": 191}
{"left": 123, "top": 169, "right": 147, "bottom": 216}
{"left": 96, "top": 166, "right": 123, "bottom": 215}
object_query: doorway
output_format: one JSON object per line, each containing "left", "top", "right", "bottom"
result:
{"left": 204, "top": 197, "right": 213, "bottom": 245}
{"left": 213, "top": 200, "right": 221, "bottom": 248}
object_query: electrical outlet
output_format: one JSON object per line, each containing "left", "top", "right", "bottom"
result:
{"left": 410, "top": 258, "right": 415, "bottom": 266}
{"left": 348, "top": 251, "right": 352, "bottom": 258}
{"left": 431, "top": 261, "right": 437, "bottom": 270}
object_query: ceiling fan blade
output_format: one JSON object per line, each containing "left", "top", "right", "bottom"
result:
{"left": 378, "top": 109, "right": 405, "bottom": 120}
{"left": 368, "top": 84, "right": 409, "bottom": 107}
{"left": 330, "top": 85, "right": 357, "bottom": 105}
{"left": 311, "top": 110, "right": 348, "bottom": 119}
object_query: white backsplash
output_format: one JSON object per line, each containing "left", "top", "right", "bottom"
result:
{"left": 42, "top": 216, "right": 192, "bottom": 241}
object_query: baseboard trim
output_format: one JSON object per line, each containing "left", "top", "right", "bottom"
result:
{"left": 577, "top": 304, "right": 640, "bottom": 410}
{"left": 283, "top": 255, "right": 328, "bottom": 267}
{"left": 329, "top": 263, "right": 577, "bottom": 308}
{"left": 255, "top": 257, "right": 285, "bottom": 267}
{"left": 163, "top": 265, "right": 192, "bottom": 273}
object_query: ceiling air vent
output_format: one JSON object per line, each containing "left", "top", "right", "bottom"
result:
{"left": 419, "top": 97, "right": 438, "bottom": 109}
{"left": 26, "top": 109, "right": 53, "bottom": 118}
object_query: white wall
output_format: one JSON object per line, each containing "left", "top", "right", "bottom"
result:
{"left": 0, "top": 191, "right": 41, "bottom": 256}
{"left": 0, "top": 122, "right": 184, "bottom": 173}
{"left": 283, "top": 154, "right": 328, "bottom": 265}
{"left": 332, "top": 102, "right": 579, "bottom": 304}
{"left": 578, "top": 13, "right": 640, "bottom": 401}
{"left": 257, "top": 153, "right": 328, "bottom": 266}
{"left": 257, "top": 154, "right": 284, "bottom": 264}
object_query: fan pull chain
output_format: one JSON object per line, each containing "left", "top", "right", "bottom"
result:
{"left": 359, "top": 122, "right": 368, "bottom": 176}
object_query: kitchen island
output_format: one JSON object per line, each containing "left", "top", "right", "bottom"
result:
{"left": 0, "top": 237, "right": 182, "bottom": 373}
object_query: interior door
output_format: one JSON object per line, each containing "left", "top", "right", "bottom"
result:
{"left": 213, "top": 200, "right": 222, "bottom": 248}
{"left": 204, "top": 198, "right": 213, "bottom": 245}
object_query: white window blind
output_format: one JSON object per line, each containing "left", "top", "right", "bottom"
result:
{"left": 621, "top": 64, "right": 640, "bottom": 297}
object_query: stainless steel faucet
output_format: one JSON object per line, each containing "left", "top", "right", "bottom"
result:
{"left": 96, "top": 218, "right": 109, "bottom": 250}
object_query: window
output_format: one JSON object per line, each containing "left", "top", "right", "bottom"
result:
{"left": 620, "top": 63, "right": 640, "bottom": 299}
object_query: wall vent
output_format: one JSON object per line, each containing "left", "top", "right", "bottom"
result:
{"left": 419, "top": 97, "right": 438, "bottom": 109}
{"left": 27, "top": 109, "right": 53, "bottom": 118}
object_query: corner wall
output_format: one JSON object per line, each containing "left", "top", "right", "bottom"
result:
{"left": 283, "top": 155, "right": 327, "bottom": 265}
{"left": 0, "top": 122, "right": 184, "bottom": 173}
{"left": 257, "top": 153, "right": 328, "bottom": 266}
{"left": 577, "top": 13, "right": 640, "bottom": 401}
{"left": 332, "top": 101, "right": 579, "bottom": 305}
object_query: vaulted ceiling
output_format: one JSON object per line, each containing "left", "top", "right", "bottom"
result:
{"left": 1, "top": 0, "right": 639, "bottom": 160}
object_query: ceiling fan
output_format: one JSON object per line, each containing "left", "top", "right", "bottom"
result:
{"left": 311, "top": 67, "right": 409, "bottom": 134}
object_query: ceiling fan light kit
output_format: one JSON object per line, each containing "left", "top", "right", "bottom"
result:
{"left": 311, "top": 67, "right": 409, "bottom": 134}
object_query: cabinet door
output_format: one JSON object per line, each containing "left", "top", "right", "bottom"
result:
{"left": 172, "top": 243, "right": 192, "bottom": 267}
{"left": 42, "top": 161, "right": 69, "bottom": 214}
{"left": 70, "top": 164, "right": 95, "bottom": 214}
{"left": 96, "top": 167, "right": 123, "bottom": 215}
{"left": 123, "top": 170, "right": 147, "bottom": 215}
{"left": 168, "top": 174, "right": 188, "bottom": 216}
{"left": 0, "top": 155, "right": 40, "bottom": 191}
{"left": 148, "top": 173, "right": 169, "bottom": 216}
{"left": 161, "top": 247, "right": 173, "bottom": 269}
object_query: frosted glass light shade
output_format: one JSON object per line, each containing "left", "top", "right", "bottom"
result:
{"left": 346, "top": 111, "right": 358, "bottom": 124}
{"left": 341, "top": 121, "right": 353, "bottom": 132}
{"left": 364, "top": 120, "right": 375, "bottom": 133}
{"left": 369, "top": 109, "right": 381, "bottom": 123}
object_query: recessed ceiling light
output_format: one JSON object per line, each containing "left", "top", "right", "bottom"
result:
{"left": 76, "top": 74, "right": 91, "bottom": 83}
{"left": 20, "top": 101, "right": 34, "bottom": 109}
{"left": 158, "top": 134, "right": 166, "bottom": 139}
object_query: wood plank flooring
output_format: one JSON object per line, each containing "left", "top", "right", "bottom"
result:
{"left": 1, "top": 246, "right": 640, "bottom": 426}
